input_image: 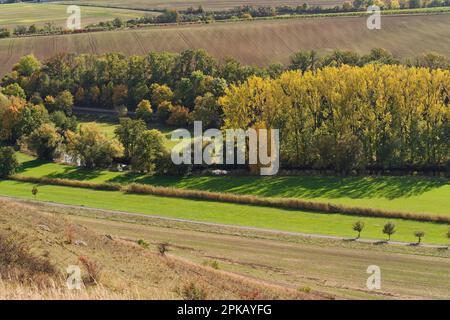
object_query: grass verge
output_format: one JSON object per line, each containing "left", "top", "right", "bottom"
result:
{"left": 0, "top": 179, "right": 448, "bottom": 244}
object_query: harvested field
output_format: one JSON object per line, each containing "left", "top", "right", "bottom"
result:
{"left": 0, "top": 3, "right": 154, "bottom": 28}
{"left": 1, "top": 13, "right": 449, "bottom": 76}
{"left": 63, "top": 0, "right": 347, "bottom": 11}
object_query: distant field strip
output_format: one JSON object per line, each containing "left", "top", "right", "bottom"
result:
{"left": 62, "top": 0, "right": 347, "bottom": 10}
{"left": 0, "top": 3, "right": 154, "bottom": 28}
{"left": 1, "top": 13, "right": 449, "bottom": 75}
{"left": 0, "top": 179, "right": 449, "bottom": 244}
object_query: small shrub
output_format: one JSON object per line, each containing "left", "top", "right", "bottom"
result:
{"left": 158, "top": 242, "right": 169, "bottom": 256}
{"left": 298, "top": 286, "right": 312, "bottom": 294}
{"left": 202, "top": 260, "right": 219, "bottom": 269}
{"left": 180, "top": 282, "right": 208, "bottom": 300}
{"left": 31, "top": 185, "right": 38, "bottom": 199}
{"left": 64, "top": 225, "right": 75, "bottom": 244}
{"left": 239, "top": 289, "right": 262, "bottom": 300}
{"left": 137, "top": 239, "right": 149, "bottom": 249}
{"left": 0, "top": 146, "right": 19, "bottom": 177}
{"left": 210, "top": 260, "right": 219, "bottom": 270}
{"left": 78, "top": 255, "right": 102, "bottom": 285}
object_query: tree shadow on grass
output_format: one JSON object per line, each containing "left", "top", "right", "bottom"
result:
{"left": 16, "top": 158, "right": 49, "bottom": 173}
{"left": 18, "top": 158, "right": 447, "bottom": 200}
{"left": 111, "top": 174, "right": 448, "bottom": 200}
{"left": 45, "top": 167, "right": 103, "bottom": 181}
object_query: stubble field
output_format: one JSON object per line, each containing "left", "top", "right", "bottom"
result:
{"left": 62, "top": 0, "right": 346, "bottom": 10}
{"left": 1, "top": 13, "right": 449, "bottom": 75}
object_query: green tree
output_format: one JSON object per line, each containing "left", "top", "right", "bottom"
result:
{"left": 112, "top": 17, "right": 124, "bottom": 28}
{"left": 136, "top": 100, "right": 153, "bottom": 123}
{"left": 415, "top": 52, "right": 449, "bottom": 70}
{"left": 27, "top": 123, "right": 62, "bottom": 160}
{"left": 16, "top": 104, "right": 49, "bottom": 138}
{"left": 0, "top": 146, "right": 19, "bottom": 177}
{"left": 2, "top": 83, "right": 26, "bottom": 99}
{"left": 190, "top": 93, "right": 221, "bottom": 128}
{"left": 32, "top": 185, "right": 38, "bottom": 199}
{"left": 66, "top": 124, "right": 124, "bottom": 169}
{"left": 55, "top": 90, "right": 74, "bottom": 115}
{"left": 383, "top": 222, "right": 396, "bottom": 241}
{"left": 132, "top": 129, "right": 166, "bottom": 173}
{"left": 114, "top": 118, "right": 147, "bottom": 162}
{"left": 290, "top": 51, "right": 319, "bottom": 72}
{"left": 112, "top": 84, "right": 128, "bottom": 109}
{"left": 156, "top": 101, "right": 173, "bottom": 123}
{"left": 352, "top": 221, "right": 365, "bottom": 239}
{"left": 156, "top": 9, "right": 180, "bottom": 23}
{"left": 13, "top": 54, "right": 40, "bottom": 77}
{"left": 150, "top": 84, "right": 174, "bottom": 108}
{"left": 414, "top": 231, "right": 425, "bottom": 244}
{"left": 50, "top": 111, "right": 78, "bottom": 135}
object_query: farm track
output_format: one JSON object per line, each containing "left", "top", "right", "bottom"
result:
{"left": 87, "top": 32, "right": 97, "bottom": 54}
{"left": 132, "top": 31, "right": 146, "bottom": 55}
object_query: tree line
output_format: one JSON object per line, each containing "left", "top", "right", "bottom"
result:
{"left": 0, "top": 48, "right": 448, "bottom": 175}
{"left": 220, "top": 64, "right": 449, "bottom": 173}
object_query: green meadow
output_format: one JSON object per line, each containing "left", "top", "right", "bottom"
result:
{"left": 0, "top": 179, "right": 449, "bottom": 244}
{"left": 15, "top": 152, "right": 450, "bottom": 216}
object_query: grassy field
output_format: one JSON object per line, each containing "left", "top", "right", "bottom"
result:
{"left": 63, "top": 0, "right": 346, "bottom": 10}
{"left": 1, "top": 13, "right": 449, "bottom": 75}
{"left": 15, "top": 152, "right": 450, "bottom": 216}
{"left": 0, "top": 3, "right": 154, "bottom": 28}
{"left": 71, "top": 211, "right": 450, "bottom": 299}
{"left": 0, "top": 179, "right": 449, "bottom": 244}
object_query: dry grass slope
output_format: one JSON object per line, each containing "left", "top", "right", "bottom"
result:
{"left": 0, "top": 198, "right": 323, "bottom": 300}
{"left": 1, "top": 14, "right": 449, "bottom": 75}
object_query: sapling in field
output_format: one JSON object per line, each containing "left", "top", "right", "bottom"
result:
{"left": 32, "top": 185, "right": 38, "bottom": 199}
{"left": 414, "top": 231, "right": 425, "bottom": 244}
{"left": 382, "top": 222, "right": 396, "bottom": 242}
{"left": 352, "top": 221, "right": 365, "bottom": 239}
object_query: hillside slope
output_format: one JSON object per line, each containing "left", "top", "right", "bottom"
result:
{"left": 0, "top": 198, "right": 319, "bottom": 299}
